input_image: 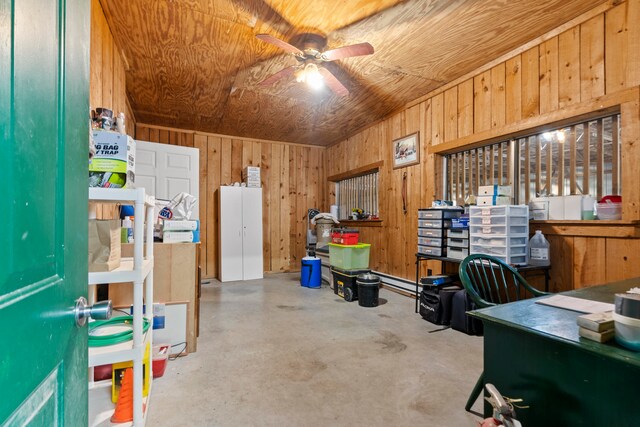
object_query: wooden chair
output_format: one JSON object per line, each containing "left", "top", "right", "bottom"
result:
{"left": 459, "top": 254, "right": 548, "bottom": 412}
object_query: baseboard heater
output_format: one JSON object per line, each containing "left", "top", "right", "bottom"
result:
{"left": 372, "top": 271, "right": 415, "bottom": 295}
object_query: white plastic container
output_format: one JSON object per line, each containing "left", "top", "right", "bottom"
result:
{"left": 596, "top": 202, "right": 622, "bottom": 220}
{"left": 612, "top": 312, "right": 640, "bottom": 351}
{"left": 527, "top": 230, "right": 550, "bottom": 266}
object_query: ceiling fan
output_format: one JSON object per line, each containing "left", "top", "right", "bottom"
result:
{"left": 256, "top": 33, "right": 374, "bottom": 97}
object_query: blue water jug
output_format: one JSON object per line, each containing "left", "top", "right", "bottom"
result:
{"left": 301, "top": 257, "right": 321, "bottom": 288}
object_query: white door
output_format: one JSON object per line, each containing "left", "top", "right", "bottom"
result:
{"left": 135, "top": 140, "right": 200, "bottom": 219}
{"left": 242, "top": 188, "right": 264, "bottom": 280}
{"left": 219, "top": 187, "right": 244, "bottom": 282}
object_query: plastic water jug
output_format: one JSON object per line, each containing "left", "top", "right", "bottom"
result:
{"left": 528, "top": 230, "right": 550, "bottom": 266}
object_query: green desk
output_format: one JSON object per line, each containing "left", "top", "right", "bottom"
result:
{"left": 471, "top": 278, "right": 640, "bottom": 426}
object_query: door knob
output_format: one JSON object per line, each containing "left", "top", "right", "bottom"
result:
{"left": 75, "top": 297, "right": 112, "bottom": 327}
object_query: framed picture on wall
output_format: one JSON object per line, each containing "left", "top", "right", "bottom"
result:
{"left": 392, "top": 132, "right": 420, "bottom": 169}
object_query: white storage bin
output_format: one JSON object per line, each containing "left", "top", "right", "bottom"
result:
{"left": 469, "top": 205, "right": 529, "bottom": 217}
{"left": 418, "top": 227, "right": 444, "bottom": 238}
{"left": 470, "top": 244, "right": 526, "bottom": 257}
{"left": 470, "top": 215, "right": 528, "bottom": 226}
{"left": 470, "top": 235, "right": 528, "bottom": 247}
{"left": 469, "top": 224, "right": 528, "bottom": 236}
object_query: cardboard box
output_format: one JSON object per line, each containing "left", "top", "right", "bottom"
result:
{"left": 163, "top": 219, "right": 199, "bottom": 231}
{"left": 478, "top": 185, "right": 512, "bottom": 196}
{"left": 529, "top": 198, "right": 549, "bottom": 220}
{"left": 564, "top": 195, "right": 583, "bottom": 220}
{"left": 163, "top": 230, "right": 195, "bottom": 243}
{"left": 477, "top": 195, "right": 512, "bottom": 206}
{"left": 89, "top": 130, "right": 135, "bottom": 188}
{"left": 548, "top": 197, "right": 564, "bottom": 220}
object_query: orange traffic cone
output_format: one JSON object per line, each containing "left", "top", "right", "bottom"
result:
{"left": 111, "top": 368, "right": 134, "bottom": 423}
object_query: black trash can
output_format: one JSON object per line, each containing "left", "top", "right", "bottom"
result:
{"left": 357, "top": 273, "right": 380, "bottom": 307}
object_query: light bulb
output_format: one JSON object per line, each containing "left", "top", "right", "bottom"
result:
{"left": 298, "top": 63, "right": 324, "bottom": 90}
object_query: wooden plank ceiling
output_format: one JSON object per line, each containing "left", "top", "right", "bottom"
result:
{"left": 101, "top": 0, "right": 606, "bottom": 146}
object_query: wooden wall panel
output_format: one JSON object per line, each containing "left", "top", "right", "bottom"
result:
{"left": 605, "top": 238, "right": 640, "bottom": 282}
{"left": 573, "top": 237, "right": 606, "bottom": 288}
{"left": 521, "top": 46, "right": 540, "bottom": 118}
{"left": 444, "top": 87, "right": 458, "bottom": 142}
{"left": 457, "top": 79, "right": 474, "bottom": 138}
{"left": 136, "top": 124, "right": 325, "bottom": 278}
{"left": 505, "top": 55, "right": 522, "bottom": 124}
{"left": 558, "top": 27, "right": 581, "bottom": 108}
{"left": 490, "top": 63, "right": 506, "bottom": 129}
{"left": 605, "top": 2, "right": 629, "bottom": 94}
{"left": 539, "top": 37, "right": 559, "bottom": 114}
{"left": 580, "top": 14, "right": 605, "bottom": 100}
{"left": 473, "top": 71, "right": 492, "bottom": 132}
{"left": 323, "top": 1, "right": 640, "bottom": 288}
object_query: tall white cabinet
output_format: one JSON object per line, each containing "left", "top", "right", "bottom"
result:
{"left": 219, "top": 186, "right": 263, "bottom": 282}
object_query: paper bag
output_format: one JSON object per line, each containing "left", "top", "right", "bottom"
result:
{"left": 88, "top": 219, "right": 121, "bottom": 272}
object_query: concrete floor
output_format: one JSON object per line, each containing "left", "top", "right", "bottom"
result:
{"left": 148, "top": 273, "right": 484, "bottom": 426}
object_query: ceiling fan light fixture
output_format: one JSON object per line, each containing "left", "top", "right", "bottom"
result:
{"left": 295, "top": 63, "right": 324, "bottom": 90}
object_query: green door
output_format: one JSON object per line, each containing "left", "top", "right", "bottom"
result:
{"left": 1, "top": 0, "right": 90, "bottom": 425}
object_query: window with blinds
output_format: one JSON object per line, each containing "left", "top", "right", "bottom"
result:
{"left": 445, "top": 113, "right": 622, "bottom": 205}
{"left": 335, "top": 171, "right": 379, "bottom": 220}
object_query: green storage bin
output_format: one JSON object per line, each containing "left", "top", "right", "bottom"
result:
{"left": 328, "top": 243, "right": 371, "bottom": 269}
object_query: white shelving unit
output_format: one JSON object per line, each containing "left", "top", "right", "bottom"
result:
{"left": 88, "top": 187, "right": 155, "bottom": 426}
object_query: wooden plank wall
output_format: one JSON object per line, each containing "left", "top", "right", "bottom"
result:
{"left": 325, "top": 0, "right": 640, "bottom": 291}
{"left": 134, "top": 124, "right": 325, "bottom": 279}
{"left": 90, "top": 0, "right": 135, "bottom": 219}
{"left": 90, "top": 0, "right": 135, "bottom": 132}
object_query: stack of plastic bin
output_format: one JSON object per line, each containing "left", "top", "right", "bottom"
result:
{"left": 328, "top": 243, "right": 371, "bottom": 301}
{"left": 417, "top": 208, "right": 463, "bottom": 256}
{"left": 468, "top": 205, "right": 529, "bottom": 265}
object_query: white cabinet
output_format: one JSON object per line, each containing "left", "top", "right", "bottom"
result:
{"left": 88, "top": 187, "right": 155, "bottom": 426}
{"left": 219, "top": 186, "right": 263, "bottom": 282}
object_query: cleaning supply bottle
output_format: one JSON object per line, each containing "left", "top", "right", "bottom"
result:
{"left": 121, "top": 216, "right": 133, "bottom": 243}
{"left": 528, "top": 230, "right": 550, "bottom": 266}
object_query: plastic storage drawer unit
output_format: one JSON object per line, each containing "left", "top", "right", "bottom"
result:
{"left": 418, "top": 245, "right": 446, "bottom": 257}
{"left": 418, "top": 228, "right": 445, "bottom": 238}
{"left": 418, "top": 208, "right": 463, "bottom": 219}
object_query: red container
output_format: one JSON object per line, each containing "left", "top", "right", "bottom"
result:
{"left": 152, "top": 344, "right": 169, "bottom": 378}
{"left": 331, "top": 228, "right": 359, "bottom": 245}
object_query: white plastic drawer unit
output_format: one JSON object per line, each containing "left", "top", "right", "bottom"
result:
{"left": 417, "top": 227, "right": 444, "bottom": 238}
{"left": 418, "top": 237, "right": 445, "bottom": 247}
{"left": 417, "top": 208, "right": 463, "bottom": 219}
{"left": 469, "top": 205, "right": 529, "bottom": 217}
{"left": 469, "top": 215, "right": 528, "bottom": 226}
{"left": 447, "top": 228, "right": 469, "bottom": 239}
{"left": 469, "top": 235, "right": 528, "bottom": 247}
{"left": 447, "top": 246, "right": 469, "bottom": 260}
{"left": 417, "top": 245, "right": 446, "bottom": 257}
{"left": 470, "top": 244, "right": 527, "bottom": 257}
{"left": 418, "top": 219, "right": 451, "bottom": 229}
{"left": 447, "top": 237, "right": 469, "bottom": 248}
{"left": 469, "top": 224, "right": 528, "bottom": 236}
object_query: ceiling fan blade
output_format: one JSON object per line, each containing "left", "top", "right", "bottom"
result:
{"left": 321, "top": 42, "right": 374, "bottom": 62}
{"left": 259, "top": 65, "right": 297, "bottom": 87}
{"left": 256, "top": 34, "right": 303, "bottom": 56}
{"left": 318, "top": 67, "right": 349, "bottom": 97}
